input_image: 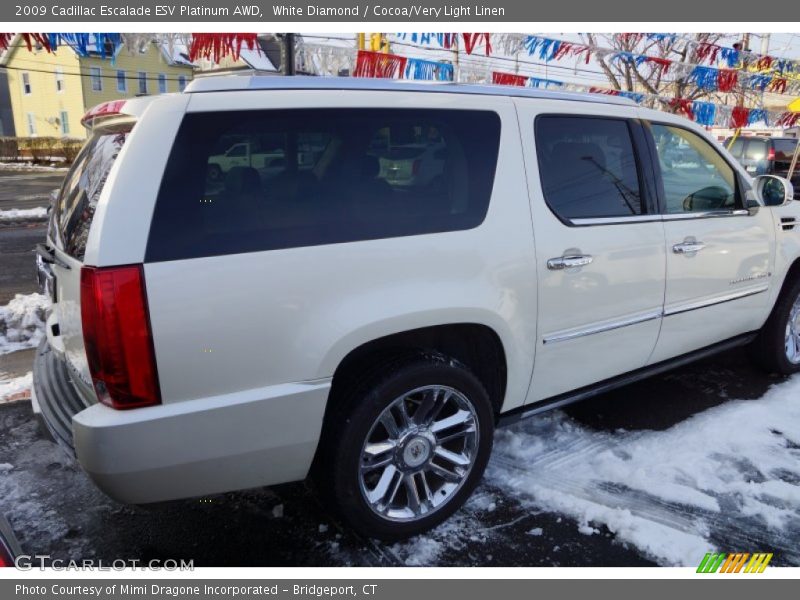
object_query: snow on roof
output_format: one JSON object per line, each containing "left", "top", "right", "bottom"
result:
{"left": 238, "top": 47, "right": 277, "bottom": 72}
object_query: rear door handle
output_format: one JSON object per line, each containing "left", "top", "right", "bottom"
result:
{"left": 672, "top": 241, "right": 706, "bottom": 255}
{"left": 547, "top": 254, "right": 593, "bottom": 270}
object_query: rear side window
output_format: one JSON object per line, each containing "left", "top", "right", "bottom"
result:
{"left": 535, "top": 116, "right": 643, "bottom": 220}
{"left": 146, "top": 108, "right": 501, "bottom": 262}
{"left": 727, "top": 138, "right": 745, "bottom": 158}
{"left": 774, "top": 139, "right": 798, "bottom": 163}
{"left": 53, "top": 126, "right": 129, "bottom": 260}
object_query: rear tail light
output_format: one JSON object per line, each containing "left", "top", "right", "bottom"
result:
{"left": 0, "top": 543, "right": 13, "bottom": 568}
{"left": 81, "top": 99, "right": 127, "bottom": 127}
{"left": 80, "top": 265, "right": 161, "bottom": 409}
{"left": 767, "top": 147, "right": 776, "bottom": 161}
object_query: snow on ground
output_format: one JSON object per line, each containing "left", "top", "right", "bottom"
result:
{"left": 0, "top": 207, "right": 48, "bottom": 221}
{"left": 0, "top": 293, "right": 49, "bottom": 355}
{"left": 487, "top": 376, "right": 800, "bottom": 566}
{"left": 0, "top": 373, "right": 32, "bottom": 403}
{"left": 0, "top": 161, "right": 68, "bottom": 172}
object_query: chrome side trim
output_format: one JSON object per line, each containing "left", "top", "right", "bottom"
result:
{"left": 570, "top": 215, "right": 662, "bottom": 226}
{"left": 543, "top": 285, "right": 769, "bottom": 344}
{"left": 542, "top": 309, "right": 662, "bottom": 344}
{"left": 663, "top": 285, "right": 769, "bottom": 317}
{"left": 569, "top": 209, "right": 751, "bottom": 227}
{"left": 661, "top": 209, "right": 751, "bottom": 221}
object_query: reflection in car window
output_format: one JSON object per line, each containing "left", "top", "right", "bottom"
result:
{"left": 535, "top": 116, "right": 642, "bottom": 220}
{"left": 54, "top": 127, "right": 129, "bottom": 260}
{"left": 651, "top": 124, "right": 737, "bottom": 214}
{"left": 147, "top": 109, "right": 501, "bottom": 262}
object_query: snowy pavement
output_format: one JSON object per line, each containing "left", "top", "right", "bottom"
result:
{"left": 0, "top": 340, "right": 798, "bottom": 566}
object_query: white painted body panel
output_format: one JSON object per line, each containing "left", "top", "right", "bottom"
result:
{"left": 516, "top": 98, "right": 666, "bottom": 400}
{"left": 147, "top": 90, "right": 538, "bottom": 412}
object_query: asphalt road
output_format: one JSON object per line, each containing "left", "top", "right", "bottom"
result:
{"left": 0, "top": 169, "right": 793, "bottom": 567}
{"left": 0, "top": 169, "right": 63, "bottom": 212}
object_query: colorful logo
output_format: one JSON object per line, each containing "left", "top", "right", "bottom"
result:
{"left": 697, "top": 552, "right": 773, "bottom": 573}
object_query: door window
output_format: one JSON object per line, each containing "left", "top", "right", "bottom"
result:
{"left": 535, "top": 116, "right": 643, "bottom": 220}
{"left": 651, "top": 124, "right": 738, "bottom": 214}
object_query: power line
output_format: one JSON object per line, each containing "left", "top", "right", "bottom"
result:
{"left": 1, "top": 62, "right": 193, "bottom": 83}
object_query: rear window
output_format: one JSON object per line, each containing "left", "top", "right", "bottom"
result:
{"left": 535, "top": 115, "right": 643, "bottom": 220}
{"left": 744, "top": 139, "right": 768, "bottom": 161}
{"left": 146, "top": 108, "right": 501, "bottom": 262}
{"left": 53, "top": 126, "right": 129, "bottom": 260}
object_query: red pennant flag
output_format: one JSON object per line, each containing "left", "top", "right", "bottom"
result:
{"left": 730, "top": 106, "right": 750, "bottom": 128}
{"left": 353, "top": 50, "right": 407, "bottom": 78}
{"left": 492, "top": 71, "right": 528, "bottom": 86}
{"left": 717, "top": 69, "right": 739, "bottom": 93}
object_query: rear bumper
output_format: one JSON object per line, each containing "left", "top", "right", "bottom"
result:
{"left": 34, "top": 340, "right": 331, "bottom": 504}
{"left": 72, "top": 380, "right": 330, "bottom": 504}
{"left": 32, "top": 341, "right": 91, "bottom": 453}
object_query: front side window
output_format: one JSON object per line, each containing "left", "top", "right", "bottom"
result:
{"left": 146, "top": 108, "right": 501, "bottom": 262}
{"left": 89, "top": 67, "right": 102, "bottom": 92}
{"left": 535, "top": 116, "right": 643, "bottom": 220}
{"left": 650, "top": 124, "right": 738, "bottom": 214}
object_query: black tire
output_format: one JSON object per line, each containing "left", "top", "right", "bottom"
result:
{"left": 751, "top": 274, "right": 800, "bottom": 375}
{"left": 316, "top": 355, "right": 494, "bottom": 540}
{"left": 207, "top": 164, "right": 222, "bottom": 182}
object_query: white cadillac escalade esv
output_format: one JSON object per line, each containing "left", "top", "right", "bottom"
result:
{"left": 33, "top": 77, "right": 799, "bottom": 539}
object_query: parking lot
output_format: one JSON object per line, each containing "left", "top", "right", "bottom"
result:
{"left": 1, "top": 168, "right": 799, "bottom": 567}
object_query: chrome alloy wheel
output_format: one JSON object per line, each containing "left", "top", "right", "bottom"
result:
{"left": 358, "top": 385, "right": 479, "bottom": 522}
{"left": 785, "top": 293, "right": 800, "bottom": 364}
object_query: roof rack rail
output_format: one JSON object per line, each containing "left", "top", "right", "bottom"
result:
{"left": 184, "top": 75, "right": 637, "bottom": 107}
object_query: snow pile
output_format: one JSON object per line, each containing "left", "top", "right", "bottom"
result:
{"left": 0, "top": 207, "right": 48, "bottom": 221}
{"left": 0, "top": 161, "right": 67, "bottom": 172}
{"left": 0, "top": 372, "right": 32, "bottom": 403}
{"left": 0, "top": 293, "right": 50, "bottom": 355}
{"left": 489, "top": 376, "right": 800, "bottom": 566}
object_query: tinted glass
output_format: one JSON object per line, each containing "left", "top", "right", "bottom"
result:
{"left": 535, "top": 116, "right": 642, "bottom": 220}
{"left": 651, "top": 124, "right": 737, "bottom": 213}
{"left": 774, "top": 139, "right": 798, "bottom": 163}
{"left": 53, "top": 126, "right": 129, "bottom": 260}
{"left": 146, "top": 109, "right": 501, "bottom": 262}
{"left": 744, "top": 139, "right": 768, "bottom": 161}
{"left": 727, "top": 138, "right": 745, "bottom": 158}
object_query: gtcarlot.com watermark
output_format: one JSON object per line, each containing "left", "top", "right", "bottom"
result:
{"left": 13, "top": 555, "right": 194, "bottom": 571}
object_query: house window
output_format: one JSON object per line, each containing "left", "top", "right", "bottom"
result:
{"left": 116, "top": 70, "right": 127, "bottom": 93}
{"left": 60, "top": 111, "right": 69, "bottom": 135}
{"left": 89, "top": 67, "right": 102, "bottom": 92}
{"left": 26, "top": 113, "right": 36, "bottom": 135}
{"left": 21, "top": 72, "right": 32, "bottom": 95}
{"left": 178, "top": 75, "right": 187, "bottom": 92}
{"left": 55, "top": 68, "right": 65, "bottom": 93}
{"left": 158, "top": 73, "right": 167, "bottom": 93}
{"left": 138, "top": 71, "right": 147, "bottom": 94}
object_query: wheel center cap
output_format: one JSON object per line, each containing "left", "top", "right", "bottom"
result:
{"left": 402, "top": 436, "right": 431, "bottom": 468}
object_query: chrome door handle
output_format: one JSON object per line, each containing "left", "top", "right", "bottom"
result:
{"left": 672, "top": 241, "right": 706, "bottom": 254}
{"left": 547, "top": 254, "right": 593, "bottom": 270}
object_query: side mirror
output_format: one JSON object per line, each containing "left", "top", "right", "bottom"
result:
{"left": 754, "top": 174, "right": 794, "bottom": 207}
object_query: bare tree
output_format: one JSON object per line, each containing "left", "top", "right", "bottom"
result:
{"left": 580, "top": 33, "right": 755, "bottom": 112}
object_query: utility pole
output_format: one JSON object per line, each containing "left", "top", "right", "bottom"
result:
{"left": 281, "top": 33, "right": 295, "bottom": 75}
{"left": 736, "top": 33, "right": 751, "bottom": 108}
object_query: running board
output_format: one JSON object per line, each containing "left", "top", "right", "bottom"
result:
{"left": 498, "top": 332, "right": 758, "bottom": 427}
